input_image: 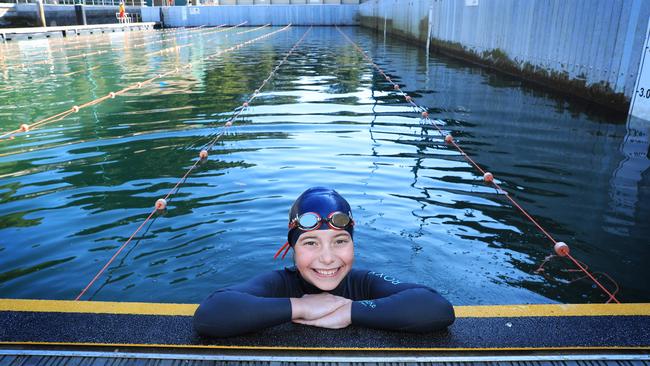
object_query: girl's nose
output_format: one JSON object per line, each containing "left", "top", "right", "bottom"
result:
{"left": 319, "top": 246, "right": 335, "bottom": 264}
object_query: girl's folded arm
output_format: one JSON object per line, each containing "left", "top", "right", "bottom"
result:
{"left": 193, "top": 271, "right": 291, "bottom": 337}
{"left": 351, "top": 273, "right": 455, "bottom": 332}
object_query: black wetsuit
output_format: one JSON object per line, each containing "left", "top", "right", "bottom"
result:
{"left": 194, "top": 267, "right": 455, "bottom": 337}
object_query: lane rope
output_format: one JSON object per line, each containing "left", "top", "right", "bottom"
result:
{"left": 2, "top": 24, "right": 225, "bottom": 88}
{"left": 74, "top": 25, "right": 304, "bottom": 301}
{"left": 0, "top": 23, "right": 279, "bottom": 143}
{"left": 335, "top": 26, "right": 620, "bottom": 304}
{"left": 236, "top": 24, "right": 270, "bottom": 35}
{"left": 1, "top": 25, "right": 210, "bottom": 68}
{"left": 9, "top": 24, "right": 230, "bottom": 69}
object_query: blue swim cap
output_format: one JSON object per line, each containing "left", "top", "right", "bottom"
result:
{"left": 274, "top": 187, "right": 354, "bottom": 260}
{"left": 288, "top": 187, "right": 354, "bottom": 246}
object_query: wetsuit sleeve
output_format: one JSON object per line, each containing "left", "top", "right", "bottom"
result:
{"left": 351, "top": 272, "right": 455, "bottom": 332}
{"left": 193, "top": 271, "right": 292, "bottom": 337}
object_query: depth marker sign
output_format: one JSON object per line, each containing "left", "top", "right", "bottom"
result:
{"left": 630, "top": 18, "right": 650, "bottom": 121}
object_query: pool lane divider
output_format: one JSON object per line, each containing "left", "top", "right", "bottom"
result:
{"left": 2, "top": 24, "right": 238, "bottom": 92}
{"left": 22, "top": 23, "right": 202, "bottom": 53}
{"left": 0, "top": 24, "right": 198, "bottom": 62}
{"left": 0, "top": 23, "right": 279, "bottom": 143}
{"left": 140, "top": 22, "right": 254, "bottom": 58}
{"left": 3, "top": 25, "right": 213, "bottom": 69}
{"left": 236, "top": 24, "right": 270, "bottom": 35}
{"left": 1, "top": 299, "right": 649, "bottom": 351}
{"left": 51, "top": 24, "right": 211, "bottom": 58}
{"left": 141, "top": 23, "right": 236, "bottom": 57}
{"left": 21, "top": 23, "right": 232, "bottom": 68}
{"left": 335, "top": 27, "right": 620, "bottom": 304}
{"left": 74, "top": 25, "right": 307, "bottom": 301}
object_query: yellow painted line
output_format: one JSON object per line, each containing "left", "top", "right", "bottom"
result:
{"left": 2, "top": 341, "right": 649, "bottom": 352}
{"left": 454, "top": 303, "right": 650, "bottom": 317}
{"left": 0, "top": 299, "right": 197, "bottom": 316}
{"left": 1, "top": 299, "right": 649, "bottom": 317}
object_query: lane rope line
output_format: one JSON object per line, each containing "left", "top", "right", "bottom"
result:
{"left": 17, "top": 24, "right": 231, "bottom": 68}
{"left": 335, "top": 26, "right": 620, "bottom": 304}
{"left": 141, "top": 24, "right": 239, "bottom": 57}
{"left": 0, "top": 23, "right": 281, "bottom": 143}
{"left": 1, "top": 25, "right": 237, "bottom": 91}
{"left": 0, "top": 25, "right": 251, "bottom": 157}
{"left": 74, "top": 25, "right": 303, "bottom": 301}
{"left": 1, "top": 25, "right": 210, "bottom": 68}
{"left": 236, "top": 24, "right": 270, "bottom": 35}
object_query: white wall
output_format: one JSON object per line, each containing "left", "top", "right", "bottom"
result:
{"left": 360, "top": 0, "right": 650, "bottom": 109}
{"left": 143, "top": 4, "right": 358, "bottom": 26}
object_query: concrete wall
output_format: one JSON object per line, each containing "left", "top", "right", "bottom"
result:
{"left": 0, "top": 3, "right": 141, "bottom": 27}
{"left": 142, "top": 4, "right": 358, "bottom": 26}
{"left": 360, "top": 0, "right": 650, "bottom": 112}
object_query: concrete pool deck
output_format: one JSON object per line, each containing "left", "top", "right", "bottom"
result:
{"left": 1, "top": 299, "right": 649, "bottom": 364}
{"left": 1, "top": 299, "right": 649, "bottom": 351}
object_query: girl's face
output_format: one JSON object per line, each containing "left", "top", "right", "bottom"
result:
{"left": 293, "top": 229, "right": 354, "bottom": 291}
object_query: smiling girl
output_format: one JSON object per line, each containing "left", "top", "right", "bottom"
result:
{"left": 193, "top": 187, "right": 455, "bottom": 337}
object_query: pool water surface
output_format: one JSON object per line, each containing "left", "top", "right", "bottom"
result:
{"left": 0, "top": 26, "right": 648, "bottom": 305}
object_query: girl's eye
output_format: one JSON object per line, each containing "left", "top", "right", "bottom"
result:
{"left": 303, "top": 241, "right": 317, "bottom": 246}
{"left": 335, "top": 239, "right": 349, "bottom": 245}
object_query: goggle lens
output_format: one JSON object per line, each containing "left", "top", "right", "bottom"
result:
{"left": 292, "top": 211, "right": 353, "bottom": 231}
{"left": 298, "top": 212, "right": 320, "bottom": 230}
{"left": 329, "top": 212, "right": 351, "bottom": 228}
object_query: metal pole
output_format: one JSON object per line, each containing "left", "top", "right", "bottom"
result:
{"left": 383, "top": 4, "right": 386, "bottom": 39}
{"left": 75, "top": 3, "right": 87, "bottom": 24}
{"left": 426, "top": 4, "right": 432, "bottom": 55}
{"left": 36, "top": 0, "right": 47, "bottom": 27}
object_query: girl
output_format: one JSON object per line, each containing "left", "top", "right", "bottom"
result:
{"left": 194, "top": 187, "right": 455, "bottom": 337}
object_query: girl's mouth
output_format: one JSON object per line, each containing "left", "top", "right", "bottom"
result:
{"left": 312, "top": 267, "right": 341, "bottom": 277}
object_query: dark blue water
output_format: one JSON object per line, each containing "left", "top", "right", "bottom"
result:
{"left": 0, "top": 26, "right": 648, "bottom": 305}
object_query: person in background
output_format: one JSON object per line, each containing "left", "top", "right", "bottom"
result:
{"left": 194, "top": 187, "right": 455, "bottom": 337}
{"left": 118, "top": 2, "right": 126, "bottom": 23}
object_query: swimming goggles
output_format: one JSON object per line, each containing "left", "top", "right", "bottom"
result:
{"left": 288, "top": 211, "right": 354, "bottom": 231}
{"left": 275, "top": 211, "right": 354, "bottom": 260}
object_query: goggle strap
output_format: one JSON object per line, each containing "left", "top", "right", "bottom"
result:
{"left": 281, "top": 242, "right": 291, "bottom": 259}
{"left": 274, "top": 241, "right": 290, "bottom": 260}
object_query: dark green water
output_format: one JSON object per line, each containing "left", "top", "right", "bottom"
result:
{"left": 0, "top": 26, "right": 648, "bottom": 305}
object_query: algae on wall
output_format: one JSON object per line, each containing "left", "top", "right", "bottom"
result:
{"left": 359, "top": 0, "right": 650, "bottom": 112}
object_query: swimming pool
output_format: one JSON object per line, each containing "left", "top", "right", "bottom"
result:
{"left": 0, "top": 26, "right": 648, "bottom": 305}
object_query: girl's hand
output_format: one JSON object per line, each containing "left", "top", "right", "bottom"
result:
{"left": 293, "top": 301, "right": 352, "bottom": 329}
{"left": 290, "top": 293, "right": 350, "bottom": 321}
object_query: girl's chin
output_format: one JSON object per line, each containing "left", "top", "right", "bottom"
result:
{"left": 310, "top": 281, "right": 341, "bottom": 291}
